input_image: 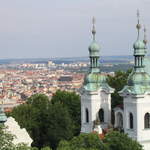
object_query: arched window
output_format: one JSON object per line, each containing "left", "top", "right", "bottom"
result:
{"left": 129, "top": 113, "right": 133, "bottom": 129}
{"left": 144, "top": 113, "right": 150, "bottom": 128}
{"left": 116, "top": 112, "right": 123, "bottom": 129}
{"left": 85, "top": 108, "right": 89, "bottom": 123}
{"left": 99, "top": 109, "right": 104, "bottom": 122}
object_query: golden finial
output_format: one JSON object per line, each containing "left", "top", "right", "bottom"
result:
{"left": 92, "top": 17, "right": 96, "bottom": 40}
{"left": 143, "top": 25, "right": 148, "bottom": 45}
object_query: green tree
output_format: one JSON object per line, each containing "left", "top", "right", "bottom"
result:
{"left": 11, "top": 94, "right": 74, "bottom": 149}
{"left": 41, "top": 146, "right": 52, "bottom": 150}
{"left": 107, "top": 70, "right": 131, "bottom": 108}
{"left": 46, "top": 103, "right": 74, "bottom": 149}
{"left": 15, "top": 143, "right": 38, "bottom": 150}
{"left": 11, "top": 94, "right": 50, "bottom": 148}
{"left": 103, "top": 131, "right": 143, "bottom": 150}
{"left": 57, "top": 133, "right": 108, "bottom": 150}
{"left": 0, "top": 125, "right": 14, "bottom": 150}
{"left": 57, "top": 140, "right": 70, "bottom": 150}
{"left": 51, "top": 90, "right": 81, "bottom": 136}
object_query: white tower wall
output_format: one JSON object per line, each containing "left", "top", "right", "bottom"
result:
{"left": 123, "top": 94, "right": 150, "bottom": 150}
{"left": 81, "top": 89, "right": 112, "bottom": 133}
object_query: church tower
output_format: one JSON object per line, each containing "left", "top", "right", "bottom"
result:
{"left": 119, "top": 10, "right": 150, "bottom": 150}
{"left": 81, "top": 18, "right": 114, "bottom": 133}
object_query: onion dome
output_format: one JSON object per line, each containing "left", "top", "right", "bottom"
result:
{"left": 89, "top": 41, "right": 100, "bottom": 57}
{"left": 133, "top": 40, "right": 146, "bottom": 56}
{"left": 133, "top": 40, "right": 145, "bottom": 50}
{"left": 133, "top": 10, "right": 146, "bottom": 56}
{"left": 119, "top": 10, "right": 150, "bottom": 95}
{"left": 84, "top": 73, "right": 106, "bottom": 84}
{"left": 83, "top": 17, "right": 114, "bottom": 93}
{"left": 128, "top": 71, "right": 150, "bottom": 86}
{"left": 88, "top": 17, "right": 100, "bottom": 57}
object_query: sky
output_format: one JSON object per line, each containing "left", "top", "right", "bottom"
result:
{"left": 0, "top": 0, "right": 150, "bottom": 59}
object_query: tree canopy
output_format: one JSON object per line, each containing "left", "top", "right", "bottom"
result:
{"left": 1, "top": 124, "right": 143, "bottom": 150}
{"left": 57, "top": 133, "right": 108, "bottom": 150}
{"left": 107, "top": 70, "right": 131, "bottom": 108}
{"left": 103, "top": 131, "right": 143, "bottom": 150}
{"left": 51, "top": 90, "right": 81, "bottom": 136}
{"left": 58, "top": 131, "right": 143, "bottom": 150}
{"left": 0, "top": 124, "right": 38, "bottom": 150}
{"left": 11, "top": 92, "right": 80, "bottom": 149}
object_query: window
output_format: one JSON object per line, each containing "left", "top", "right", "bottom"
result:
{"left": 129, "top": 113, "right": 133, "bottom": 129}
{"left": 144, "top": 113, "right": 150, "bottom": 128}
{"left": 116, "top": 112, "right": 123, "bottom": 129}
{"left": 85, "top": 108, "right": 89, "bottom": 123}
{"left": 99, "top": 109, "right": 104, "bottom": 122}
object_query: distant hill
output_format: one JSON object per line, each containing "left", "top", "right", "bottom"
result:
{"left": 0, "top": 55, "right": 133, "bottom": 65}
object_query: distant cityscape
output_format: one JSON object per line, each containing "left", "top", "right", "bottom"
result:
{"left": 0, "top": 55, "right": 133, "bottom": 112}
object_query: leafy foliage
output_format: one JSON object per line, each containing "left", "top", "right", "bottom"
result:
{"left": 103, "top": 131, "right": 143, "bottom": 150}
{"left": 0, "top": 123, "right": 144, "bottom": 150}
{"left": 51, "top": 90, "right": 81, "bottom": 136}
{"left": 107, "top": 70, "right": 131, "bottom": 108}
{"left": 57, "top": 133, "right": 108, "bottom": 150}
{"left": 41, "top": 147, "right": 52, "bottom": 150}
{"left": 0, "top": 125, "right": 38, "bottom": 150}
{"left": 57, "top": 131, "right": 143, "bottom": 150}
{"left": 0, "top": 125, "right": 14, "bottom": 150}
{"left": 46, "top": 104, "right": 73, "bottom": 149}
{"left": 11, "top": 93, "right": 75, "bottom": 149}
{"left": 8, "top": 88, "right": 145, "bottom": 150}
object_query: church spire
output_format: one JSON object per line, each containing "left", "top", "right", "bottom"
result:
{"left": 119, "top": 11, "right": 150, "bottom": 95}
{"left": 92, "top": 17, "right": 96, "bottom": 41}
{"left": 88, "top": 17, "right": 100, "bottom": 73}
{"left": 136, "top": 9, "right": 141, "bottom": 40}
{"left": 133, "top": 10, "right": 145, "bottom": 70}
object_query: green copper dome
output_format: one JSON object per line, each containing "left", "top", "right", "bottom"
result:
{"left": 89, "top": 41, "right": 100, "bottom": 57}
{"left": 128, "top": 71, "right": 150, "bottom": 86}
{"left": 133, "top": 40, "right": 145, "bottom": 49}
{"left": 0, "top": 107, "right": 7, "bottom": 123}
{"left": 85, "top": 73, "right": 106, "bottom": 84}
{"left": 133, "top": 40, "right": 146, "bottom": 55}
{"left": 119, "top": 11, "right": 150, "bottom": 95}
{"left": 83, "top": 73, "right": 113, "bottom": 92}
{"left": 82, "top": 17, "right": 114, "bottom": 93}
{"left": 119, "top": 69, "right": 150, "bottom": 95}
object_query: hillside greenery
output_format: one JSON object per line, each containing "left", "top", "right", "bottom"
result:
{"left": 11, "top": 91, "right": 80, "bottom": 149}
